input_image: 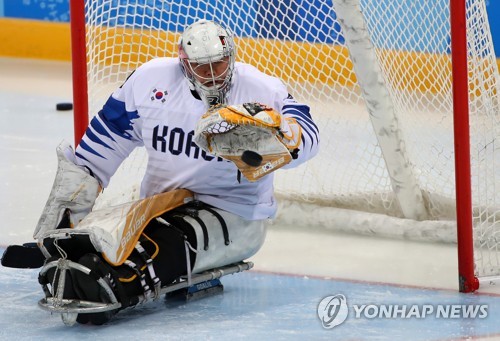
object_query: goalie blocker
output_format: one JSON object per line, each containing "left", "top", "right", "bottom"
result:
{"left": 33, "top": 142, "right": 266, "bottom": 325}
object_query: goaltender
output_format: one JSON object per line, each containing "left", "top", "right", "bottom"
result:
{"left": 33, "top": 19, "right": 319, "bottom": 324}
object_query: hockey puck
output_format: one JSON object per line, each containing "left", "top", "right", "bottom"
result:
{"left": 56, "top": 102, "right": 73, "bottom": 111}
{"left": 241, "top": 150, "right": 263, "bottom": 167}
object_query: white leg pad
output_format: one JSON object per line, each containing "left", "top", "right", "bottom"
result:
{"left": 183, "top": 208, "right": 267, "bottom": 274}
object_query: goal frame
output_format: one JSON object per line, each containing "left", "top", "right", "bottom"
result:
{"left": 68, "top": 0, "right": 479, "bottom": 292}
{"left": 450, "top": 0, "right": 478, "bottom": 293}
{"left": 70, "top": 0, "right": 88, "bottom": 145}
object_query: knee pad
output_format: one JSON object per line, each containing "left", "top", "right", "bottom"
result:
{"left": 160, "top": 202, "right": 267, "bottom": 274}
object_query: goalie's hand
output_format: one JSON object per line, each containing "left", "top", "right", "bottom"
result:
{"left": 194, "top": 103, "right": 302, "bottom": 182}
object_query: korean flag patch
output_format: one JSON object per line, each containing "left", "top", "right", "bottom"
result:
{"left": 151, "top": 88, "right": 168, "bottom": 103}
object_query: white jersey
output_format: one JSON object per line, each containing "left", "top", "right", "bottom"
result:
{"left": 75, "top": 58, "right": 319, "bottom": 220}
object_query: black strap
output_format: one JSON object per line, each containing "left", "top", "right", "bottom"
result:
{"left": 202, "top": 207, "right": 230, "bottom": 245}
{"left": 187, "top": 215, "right": 209, "bottom": 250}
{"left": 169, "top": 201, "right": 232, "bottom": 251}
{"left": 174, "top": 205, "right": 210, "bottom": 251}
{"left": 123, "top": 259, "right": 151, "bottom": 295}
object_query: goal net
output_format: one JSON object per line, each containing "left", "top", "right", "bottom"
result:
{"left": 73, "top": 0, "right": 499, "bottom": 289}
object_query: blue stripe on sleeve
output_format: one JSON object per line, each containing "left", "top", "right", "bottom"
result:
{"left": 85, "top": 127, "right": 115, "bottom": 151}
{"left": 300, "top": 134, "right": 306, "bottom": 149}
{"left": 90, "top": 118, "right": 115, "bottom": 142}
{"left": 283, "top": 104, "right": 319, "bottom": 136}
{"left": 301, "top": 126, "right": 315, "bottom": 151}
{"left": 283, "top": 107, "right": 317, "bottom": 128}
{"left": 288, "top": 114, "right": 318, "bottom": 136}
{"left": 285, "top": 113, "right": 319, "bottom": 145}
{"left": 282, "top": 99, "right": 318, "bottom": 154}
{"left": 79, "top": 139, "right": 107, "bottom": 159}
{"left": 75, "top": 151, "right": 89, "bottom": 162}
{"left": 283, "top": 104, "right": 313, "bottom": 119}
{"left": 98, "top": 96, "right": 139, "bottom": 140}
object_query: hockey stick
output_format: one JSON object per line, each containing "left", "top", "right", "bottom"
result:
{"left": 1, "top": 242, "right": 45, "bottom": 269}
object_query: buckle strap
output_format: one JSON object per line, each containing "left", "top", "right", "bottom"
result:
{"left": 123, "top": 259, "right": 152, "bottom": 299}
{"left": 122, "top": 240, "right": 162, "bottom": 301}
{"left": 135, "top": 242, "right": 161, "bottom": 300}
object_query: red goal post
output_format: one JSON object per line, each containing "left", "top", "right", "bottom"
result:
{"left": 69, "top": 0, "right": 499, "bottom": 292}
{"left": 69, "top": 0, "right": 88, "bottom": 146}
{"left": 450, "top": 0, "right": 477, "bottom": 292}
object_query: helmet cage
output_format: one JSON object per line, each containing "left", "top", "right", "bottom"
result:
{"left": 179, "top": 21, "right": 235, "bottom": 106}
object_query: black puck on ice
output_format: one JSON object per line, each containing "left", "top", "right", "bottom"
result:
{"left": 241, "top": 150, "right": 263, "bottom": 167}
{"left": 56, "top": 102, "right": 73, "bottom": 111}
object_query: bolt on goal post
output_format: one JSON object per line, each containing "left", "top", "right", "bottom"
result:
{"left": 69, "top": 0, "right": 499, "bottom": 292}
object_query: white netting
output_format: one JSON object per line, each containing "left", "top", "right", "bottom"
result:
{"left": 81, "top": 0, "right": 499, "bottom": 278}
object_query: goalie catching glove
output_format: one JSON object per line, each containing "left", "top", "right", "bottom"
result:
{"left": 194, "top": 102, "right": 302, "bottom": 182}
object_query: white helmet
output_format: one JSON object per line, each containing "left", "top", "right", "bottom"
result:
{"left": 178, "top": 20, "right": 235, "bottom": 106}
